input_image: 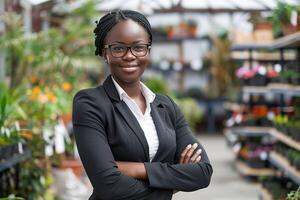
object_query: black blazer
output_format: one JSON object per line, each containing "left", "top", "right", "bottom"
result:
{"left": 72, "top": 75, "right": 213, "bottom": 200}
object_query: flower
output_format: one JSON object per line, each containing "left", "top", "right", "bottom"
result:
{"left": 30, "top": 86, "right": 41, "bottom": 100}
{"left": 20, "top": 132, "right": 33, "bottom": 139}
{"left": 47, "top": 91, "right": 57, "bottom": 103}
{"left": 62, "top": 82, "right": 72, "bottom": 92}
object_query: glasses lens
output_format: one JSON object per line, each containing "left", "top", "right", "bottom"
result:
{"left": 110, "top": 45, "right": 127, "bottom": 57}
{"left": 109, "top": 44, "right": 149, "bottom": 57}
{"left": 131, "top": 44, "right": 148, "bottom": 56}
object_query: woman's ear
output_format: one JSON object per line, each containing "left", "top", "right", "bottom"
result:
{"left": 102, "top": 50, "right": 108, "bottom": 64}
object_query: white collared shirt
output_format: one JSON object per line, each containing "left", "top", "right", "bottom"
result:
{"left": 112, "top": 77, "right": 159, "bottom": 161}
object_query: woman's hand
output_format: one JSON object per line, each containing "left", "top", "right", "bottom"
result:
{"left": 179, "top": 143, "right": 202, "bottom": 164}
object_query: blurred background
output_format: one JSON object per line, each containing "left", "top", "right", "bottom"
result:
{"left": 1, "top": 0, "right": 300, "bottom": 199}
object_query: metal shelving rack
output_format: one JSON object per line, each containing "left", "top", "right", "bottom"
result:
{"left": 227, "top": 31, "right": 300, "bottom": 199}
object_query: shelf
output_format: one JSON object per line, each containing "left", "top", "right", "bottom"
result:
{"left": 152, "top": 35, "right": 210, "bottom": 43}
{"left": 242, "top": 86, "right": 269, "bottom": 94}
{"left": 241, "top": 84, "right": 300, "bottom": 96}
{"left": 232, "top": 31, "right": 300, "bottom": 50}
{"left": 225, "top": 127, "right": 272, "bottom": 137}
{"left": 268, "top": 83, "right": 300, "bottom": 96}
{"left": 258, "top": 186, "right": 272, "bottom": 200}
{"left": 0, "top": 149, "right": 31, "bottom": 172}
{"left": 269, "top": 151, "right": 300, "bottom": 185}
{"left": 235, "top": 160, "right": 275, "bottom": 177}
{"left": 272, "top": 31, "right": 300, "bottom": 49}
{"left": 269, "top": 129, "right": 300, "bottom": 151}
{"left": 224, "top": 128, "right": 239, "bottom": 146}
{"left": 223, "top": 102, "right": 243, "bottom": 112}
{"left": 231, "top": 51, "right": 296, "bottom": 61}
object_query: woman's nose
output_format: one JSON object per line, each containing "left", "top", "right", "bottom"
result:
{"left": 122, "top": 48, "right": 136, "bottom": 60}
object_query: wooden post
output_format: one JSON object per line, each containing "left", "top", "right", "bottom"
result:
{"left": 178, "top": 39, "right": 185, "bottom": 93}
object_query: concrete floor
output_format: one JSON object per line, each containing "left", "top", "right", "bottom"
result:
{"left": 172, "top": 134, "right": 260, "bottom": 200}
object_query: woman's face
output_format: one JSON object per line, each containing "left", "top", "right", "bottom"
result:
{"left": 103, "top": 19, "right": 151, "bottom": 85}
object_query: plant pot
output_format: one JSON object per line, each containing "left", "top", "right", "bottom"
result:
{"left": 289, "top": 127, "right": 300, "bottom": 142}
{"left": 255, "top": 21, "right": 273, "bottom": 30}
{"left": 0, "top": 143, "right": 19, "bottom": 161}
{"left": 282, "top": 23, "right": 298, "bottom": 36}
{"left": 61, "top": 113, "right": 72, "bottom": 127}
{"left": 249, "top": 74, "right": 267, "bottom": 86}
{"left": 60, "top": 158, "right": 84, "bottom": 177}
{"left": 290, "top": 77, "right": 300, "bottom": 85}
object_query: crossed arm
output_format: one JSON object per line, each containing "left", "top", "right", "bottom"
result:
{"left": 73, "top": 91, "right": 213, "bottom": 199}
{"left": 116, "top": 142, "right": 202, "bottom": 179}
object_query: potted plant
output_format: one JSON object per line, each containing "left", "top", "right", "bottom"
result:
{"left": 271, "top": 1, "right": 298, "bottom": 36}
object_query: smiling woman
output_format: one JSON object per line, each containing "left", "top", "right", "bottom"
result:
{"left": 72, "top": 10, "right": 213, "bottom": 200}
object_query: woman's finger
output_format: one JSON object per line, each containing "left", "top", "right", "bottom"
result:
{"left": 179, "top": 144, "right": 192, "bottom": 163}
{"left": 196, "top": 155, "right": 201, "bottom": 162}
{"left": 190, "top": 148, "right": 202, "bottom": 163}
{"left": 183, "top": 143, "right": 198, "bottom": 163}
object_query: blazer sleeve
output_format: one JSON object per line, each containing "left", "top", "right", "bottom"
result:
{"left": 144, "top": 96, "right": 213, "bottom": 192}
{"left": 73, "top": 90, "right": 161, "bottom": 200}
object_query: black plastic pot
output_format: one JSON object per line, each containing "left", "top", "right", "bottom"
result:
{"left": 0, "top": 143, "right": 19, "bottom": 161}
{"left": 289, "top": 127, "right": 300, "bottom": 142}
{"left": 249, "top": 74, "right": 267, "bottom": 86}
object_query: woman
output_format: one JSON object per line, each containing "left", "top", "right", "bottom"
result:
{"left": 73, "top": 10, "right": 213, "bottom": 200}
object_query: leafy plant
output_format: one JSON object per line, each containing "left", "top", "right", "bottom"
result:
{"left": 175, "top": 97, "right": 203, "bottom": 131}
{"left": 287, "top": 187, "right": 300, "bottom": 200}
{"left": 271, "top": 0, "right": 297, "bottom": 37}
{"left": 144, "top": 76, "right": 170, "bottom": 95}
{"left": 0, "top": 83, "right": 26, "bottom": 128}
{"left": 144, "top": 76, "right": 203, "bottom": 131}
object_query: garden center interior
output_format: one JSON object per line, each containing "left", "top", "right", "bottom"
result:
{"left": 1, "top": 0, "right": 300, "bottom": 199}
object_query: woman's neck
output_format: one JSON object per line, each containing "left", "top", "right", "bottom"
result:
{"left": 114, "top": 77, "right": 142, "bottom": 99}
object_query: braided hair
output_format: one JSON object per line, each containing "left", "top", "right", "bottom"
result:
{"left": 94, "top": 10, "right": 152, "bottom": 57}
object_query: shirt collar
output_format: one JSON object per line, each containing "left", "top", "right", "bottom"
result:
{"left": 111, "top": 76, "right": 156, "bottom": 103}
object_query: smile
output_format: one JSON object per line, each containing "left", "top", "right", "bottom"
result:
{"left": 121, "top": 66, "right": 139, "bottom": 73}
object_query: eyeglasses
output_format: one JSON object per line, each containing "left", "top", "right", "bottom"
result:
{"left": 104, "top": 43, "right": 151, "bottom": 58}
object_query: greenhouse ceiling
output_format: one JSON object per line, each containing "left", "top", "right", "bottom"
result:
{"left": 96, "top": 0, "right": 300, "bottom": 14}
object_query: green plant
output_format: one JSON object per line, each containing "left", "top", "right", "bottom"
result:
{"left": 0, "top": 83, "right": 26, "bottom": 128}
{"left": 207, "top": 32, "right": 236, "bottom": 98}
{"left": 144, "top": 76, "right": 170, "bottom": 95}
{"left": 175, "top": 97, "right": 203, "bottom": 132}
{"left": 144, "top": 77, "right": 203, "bottom": 131}
{"left": 271, "top": 0, "right": 297, "bottom": 37}
{"left": 287, "top": 187, "right": 300, "bottom": 200}
{"left": 272, "top": 1, "right": 296, "bottom": 23}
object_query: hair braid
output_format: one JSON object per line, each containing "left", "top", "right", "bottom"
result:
{"left": 94, "top": 10, "right": 152, "bottom": 56}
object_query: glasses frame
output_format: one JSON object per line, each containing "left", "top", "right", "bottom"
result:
{"left": 103, "top": 43, "right": 151, "bottom": 58}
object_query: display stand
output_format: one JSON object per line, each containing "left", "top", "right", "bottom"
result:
{"left": 226, "top": 31, "right": 300, "bottom": 196}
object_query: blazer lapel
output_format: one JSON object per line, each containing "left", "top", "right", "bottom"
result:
{"left": 103, "top": 75, "right": 150, "bottom": 161}
{"left": 114, "top": 101, "right": 150, "bottom": 161}
{"left": 150, "top": 100, "right": 167, "bottom": 162}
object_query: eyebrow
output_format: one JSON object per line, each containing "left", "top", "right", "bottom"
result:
{"left": 110, "top": 40, "right": 149, "bottom": 44}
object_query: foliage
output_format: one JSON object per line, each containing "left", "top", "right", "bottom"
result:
{"left": 0, "top": 1, "right": 99, "bottom": 199}
{"left": 175, "top": 98, "right": 203, "bottom": 132}
{"left": 144, "top": 76, "right": 203, "bottom": 131}
{"left": 144, "top": 76, "right": 170, "bottom": 95}
{"left": 272, "top": 0, "right": 296, "bottom": 23}
{"left": 0, "top": 83, "right": 26, "bottom": 128}
{"left": 0, "top": 83, "right": 27, "bottom": 145}
{"left": 287, "top": 187, "right": 300, "bottom": 200}
{"left": 18, "top": 159, "right": 53, "bottom": 200}
{"left": 270, "top": 0, "right": 297, "bottom": 37}
{"left": 207, "top": 32, "right": 236, "bottom": 98}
